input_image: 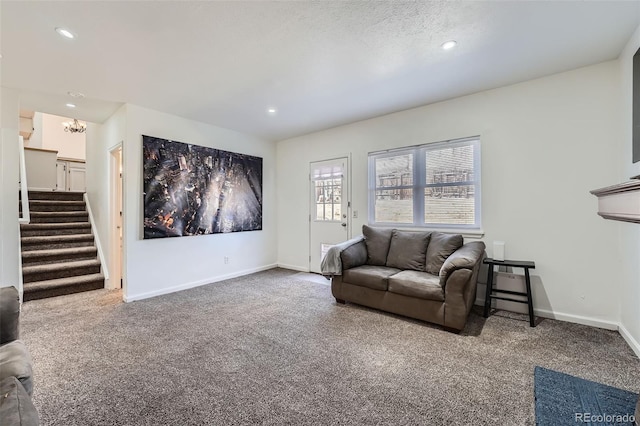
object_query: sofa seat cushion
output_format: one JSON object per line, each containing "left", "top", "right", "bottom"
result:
{"left": 388, "top": 270, "right": 444, "bottom": 301}
{"left": 0, "top": 340, "right": 34, "bottom": 397}
{"left": 342, "top": 265, "right": 401, "bottom": 291}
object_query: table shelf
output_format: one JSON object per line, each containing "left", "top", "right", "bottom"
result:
{"left": 483, "top": 258, "right": 536, "bottom": 327}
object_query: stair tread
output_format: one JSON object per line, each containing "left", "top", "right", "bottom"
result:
{"left": 22, "top": 234, "right": 93, "bottom": 243}
{"left": 22, "top": 259, "right": 100, "bottom": 274}
{"left": 23, "top": 273, "right": 104, "bottom": 293}
{"left": 27, "top": 191, "right": 85, "bottom": 195}
{"left": 29, "top": 200, "right": 85, "bottom": 204}
{"left": 25, "top": 192, "right": 85, "bottom": 199}
{"left": 22, "top": 246, "right": 97, "bottom": 258}
{"left": 20, "top": 222, "right": 90, "bottom": 229}
{"left": 30, "top": 211, "right": 87, "bottom": 216}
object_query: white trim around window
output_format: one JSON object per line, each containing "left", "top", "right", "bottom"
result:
{"left": 368, "top": 136, "right": 481, "bottom": 230}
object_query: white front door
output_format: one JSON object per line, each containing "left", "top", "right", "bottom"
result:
{"left": 309, "top": 157, "right": 349, "bottom": 273}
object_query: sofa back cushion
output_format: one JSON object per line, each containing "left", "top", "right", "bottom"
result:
{"left": 425, "top": 232, "right": 464, "bottom": 274}
{"left": 363, "top": 225, "right": 393, "bottom": 266}
{"left": 385, "top": 230, "right": 431, "bottom": 271}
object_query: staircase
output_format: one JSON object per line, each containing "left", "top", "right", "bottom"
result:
{"left": 20, "top": 191, "right": 104, "bottom": 301}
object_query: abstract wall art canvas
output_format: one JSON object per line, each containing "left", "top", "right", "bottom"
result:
{"left": 142, "top": 135, "right": 263, "bottom": 239}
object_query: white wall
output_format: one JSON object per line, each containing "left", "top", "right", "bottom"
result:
{"left": 121, "top": 105, "right": 277, "bottom": 301}
{"left": 41, "top": 113, "right": 86, "bottom": 160}
{"left": 618, "top": 25, "right": 640, "bottom": 356}
{"left": 27, "top": 112, "right": 43, "bottom": 149}
{"left": 277, "top": 61, "right": 622, "bottom": 328}
{"left": 0, "top": 87, "right": 21, "bottom": 289}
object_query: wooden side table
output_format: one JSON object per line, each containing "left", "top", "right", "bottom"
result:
{"left": 483, "top": 258, "right": 536, "bottom": 327}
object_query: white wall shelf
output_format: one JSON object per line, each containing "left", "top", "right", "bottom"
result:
{"left": 590, "top": 180, "right": 640, "bottom": 224}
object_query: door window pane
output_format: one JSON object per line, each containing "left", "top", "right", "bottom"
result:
{"left": 314, "top": 178, "right": 342, "bottom": 221}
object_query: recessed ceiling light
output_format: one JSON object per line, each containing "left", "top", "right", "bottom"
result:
{"left": 55, "top": 27, "right": 75, "bottom": 39}
{"left": 266, "top": 106, "right": 278, "bottom": 116}
{"left": 67, "top": 91, "right": 85, "bottom": 99}
{"left": 66, "top": 103, "right": 77, "bottom": 108}
{"left": 441, "top": 40, "right": 457, "bottom": 50}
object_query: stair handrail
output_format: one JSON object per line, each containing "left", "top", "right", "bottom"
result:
{"left": 18, "top": 136, "right": 30, "bottom": 224}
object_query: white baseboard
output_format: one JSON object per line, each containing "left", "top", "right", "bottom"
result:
{"left": 618, "top": 323, "right": 640, "bottom": 359}
{"left": 277, "top": 263, "right": 309, "bottom": 272}
{"left": 475, "top": 299, "right": 619, "bottom": 330}
{"left": 124, "top": 263, "right": 278, "bottom": 302}
{"left": 534, "top": 308, "right": 619, "bottom": 331}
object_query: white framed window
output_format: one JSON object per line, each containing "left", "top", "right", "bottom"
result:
{"left": 368, "top": 136, "right": 481, "bottom": 229}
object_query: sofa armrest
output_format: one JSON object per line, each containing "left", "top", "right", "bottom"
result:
{"left": 442, "top": 242, "right": 486, "bottom": 331}
{"left": 0, "top": 340, "right": 34, "bottom": 397}
{"left": 0, "top": 376, "right": 39, "bottom": 426}
{"left": 340, "top": 240, "right": 367, "bottom": 271}
{"left": 320, "top": 236, "right": 366, "bottom": 276}
{"left": 439, "top": 241, "right": 486, "bottom": 287}
{"left": 0, "top": 287, "right": 20, "bottom": 345}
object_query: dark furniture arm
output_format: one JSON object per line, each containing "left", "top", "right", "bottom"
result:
{"left": 339, "top": 240, "right": 368, "bottom": 271}
{"left": 439, "top": 241, "right": 486, "bottom": 288}
{"left": 0, "top": 286, "right": 20, "bottom": 344}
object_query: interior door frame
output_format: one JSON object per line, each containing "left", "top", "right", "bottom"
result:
{"left": 308, "top": 154, "right": 352, "bottom": 272}
{"left": 108, "top": 142, "right": 124, "bottom": 291}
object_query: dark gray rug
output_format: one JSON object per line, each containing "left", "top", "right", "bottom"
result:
{"left": 19, "top": 268, "right": 640, "bottom": 425}
{"left": 534, "top": 366, "right": 638, "bottom": 425}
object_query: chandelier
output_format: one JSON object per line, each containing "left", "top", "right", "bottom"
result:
{"left": 62, "top": 119, "right": 87, "bottom": 134}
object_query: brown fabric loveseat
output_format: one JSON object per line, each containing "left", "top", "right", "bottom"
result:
{"left": 324, "top": 225, "right": 486, "bottom": 332}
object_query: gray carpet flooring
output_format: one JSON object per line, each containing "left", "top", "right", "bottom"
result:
{"left": 20, "top": 268, "right": 640, "bottom": 425}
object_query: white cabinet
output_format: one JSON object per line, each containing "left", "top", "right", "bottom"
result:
{"left": 68, "top": 163, "right": 86, "bottom": 192}
{"left": 56, "top": 159, "right": 86, "bottom": 192}
{"left": 56, "top": 161, "right": 66, "bottom": 191}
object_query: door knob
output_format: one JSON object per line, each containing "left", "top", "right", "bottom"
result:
{"left": 341, "top": 223, "right": 347, "bottom": 227}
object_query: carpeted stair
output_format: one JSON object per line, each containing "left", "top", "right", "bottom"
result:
{"left": 20, "top": 191, "right": 104, "bottom": 301}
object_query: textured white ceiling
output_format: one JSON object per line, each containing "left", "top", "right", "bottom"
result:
{"left": 1, "top": 1, "right": 639, "bottom": 141}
